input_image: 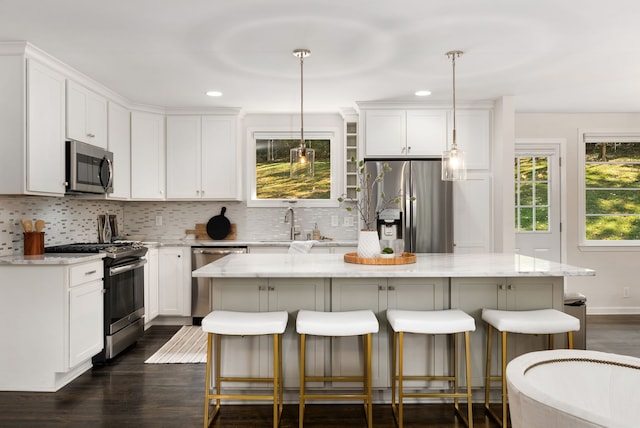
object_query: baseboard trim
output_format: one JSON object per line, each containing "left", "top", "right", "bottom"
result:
{"left": 587, "top": 307, "right": 640, "bottom": 315}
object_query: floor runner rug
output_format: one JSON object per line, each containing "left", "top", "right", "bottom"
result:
{"left": 145, "top": 326, "right": 207, "bottom": 364}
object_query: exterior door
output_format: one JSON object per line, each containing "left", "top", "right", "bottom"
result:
{"left": 514, "top": 141, "right": 563, "bottom": 262}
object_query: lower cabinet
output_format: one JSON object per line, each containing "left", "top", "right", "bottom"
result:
{"left": 450, "top": 277, "right": 564, "bottom": 387}
{"left": 158, "top": 246, "right": 191, "bottom": 316}
{"left": 211, "top": 278, "right": 328, "bottom": 388}
{"left": 0, "top": 259, "right": 104, "bottom": 391}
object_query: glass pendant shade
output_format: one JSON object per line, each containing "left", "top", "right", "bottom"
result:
{"left": 290, "top": 145, "right": 315, "bottom": 178}
{"left": 441, "top": 146, "right": 467, "bottom": 181}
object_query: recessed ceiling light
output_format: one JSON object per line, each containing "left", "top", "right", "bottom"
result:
{"left": 205, "top": 91, "right": 223, "bottom": 97}
{"left": 415, "top": 90, "right": 432, "bottom": 97}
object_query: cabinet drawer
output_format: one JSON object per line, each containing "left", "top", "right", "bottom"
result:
{"left": 70, "top": 260, "right": 104, "bottom": 287}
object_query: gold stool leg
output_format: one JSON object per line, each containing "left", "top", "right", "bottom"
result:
{"left": 568, "top": 331, "right": 574, "bottom": 349}
{"left": 272, "top": 333, "right": 279, "bottom": 428}
{"left": 215, "top": 334, "right": 222, "bottom": 411}
{"left": 484, "top": 324, "right": 492, "bottom": 412}
{"left": 391, "top": 330, "right": 397, "bottom": 423}
{"left": 501, "top": 331, "right": 508, "bottom": 427}
{"left": 204, "top": 333, "right": 213, "bottom": 428}
{"left": 549, "top": 333, "right": 555, "bottom": 349}
{"left": 365, "top": 332, "right": 373, "bottom": 428}
{"left": 453, "top": 332, "right": 459, "bottom": 412}
{"left": 398, "top": 331, "right": 404, "bottom": 428}
{"left": 278, "top": 334, "right": 284, "bottom": 418}
{"left": 465, "top": 331, "right": 473, "bottom": 428}
{"left": 299, "top": 333, "right": 306, "bottom": 428}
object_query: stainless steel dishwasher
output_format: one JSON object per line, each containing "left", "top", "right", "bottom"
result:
{"left": 191, "top": 247, "right": 247, "bottom": 320}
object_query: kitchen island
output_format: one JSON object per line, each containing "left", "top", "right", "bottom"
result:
{"left": 193, "top": 253, "right": 594, "bottom": 399}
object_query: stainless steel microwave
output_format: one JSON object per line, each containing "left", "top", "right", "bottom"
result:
{"left": 65, "top": 140, "right": 114, "bottom": 194}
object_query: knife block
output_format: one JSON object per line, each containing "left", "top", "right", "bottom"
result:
{"left": 24, "top": 232, "right": 45, "bottom": 256}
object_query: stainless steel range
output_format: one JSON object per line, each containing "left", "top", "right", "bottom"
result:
{"left": 45, "top": 242, "right": 148, "bottom": 362}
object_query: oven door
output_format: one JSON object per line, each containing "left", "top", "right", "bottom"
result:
{"left": 105, "top": 258, "right": 146, "bottom": 334}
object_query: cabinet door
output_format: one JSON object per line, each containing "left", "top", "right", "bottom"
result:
{"left": 26, "top": 59, "right": 66, "bottom": 195}
{"left": 143, "top": 248, "right": 159, "bottom": 325}
{"left": 166, "top": 115, "right": 201, "bottom": 199}
{"left": 449, "top": 109, "right": 491, "bottom": 170}
{"left": 201, "top": 116, "right": 239, "bottom": 199}
{"left": 406, "top": 110, "right": 447, "bottom": 156}
{"left": 66, "top": 81, "right": 107, "bottom": 148}
{"left": 364, "top": 110, "right": 406, "bottom": 156}
{"left": 131, "top": 111, "right": 165, "bottom": 199}
{"left": 331, "top": 278, "right": 387, "bottom": 387}
{"left": 453, "top": 173, "right": 492, "bottom": 253}
{"left": 69, "top": 280, "right": 104, "bottom": 367}
{"left": 267, "top": 279, "right": 327, "bottom": 388}
{"left": 158, "top": 247, "right": 190, "bottom": 316}
{"left": 107, "top": 102, "right": 131, "bottom": 199}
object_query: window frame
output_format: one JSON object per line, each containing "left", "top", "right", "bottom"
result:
{"left": 246, "top": 127, "right": 343, "bottom": 208}
{"left": 578, "top": 128, "right": 640, "bottom": 248}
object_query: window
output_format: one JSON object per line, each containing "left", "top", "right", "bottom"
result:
{"left": 247, "top": 129, "right": 343, "bottom": 207}
{"left": 515, "top": 156, "right": 550, "bottom": 232}
{"left": 580, "top": 131, "right": 640, "bottom": 244}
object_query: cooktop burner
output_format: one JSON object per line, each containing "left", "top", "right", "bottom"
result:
{"left": 45, "top": 242, "right": 147, "bottom": 259}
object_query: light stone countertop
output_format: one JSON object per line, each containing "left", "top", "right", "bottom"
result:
{"left": 0, "top": 253, "right": 105, "bottom": 266}
{"left": 192, "top": 253, "right": 596, "bottom": 278}
{"left": 144, "top": 239, "right": 358, "bottom": 248}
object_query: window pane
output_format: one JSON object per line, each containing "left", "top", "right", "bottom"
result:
{"left": 585, "top": 163, "right": 640, "bottom": 188}
{"left": 255, "top": 139, "right": 331, "bottom": 199}
{"left": 586, "top": 216, "right": 640, "bottom": 240}
{"left": 535, "top": 183, "right": 548, "bottom": 205}
{"left": 585, "top": 142, "right": 640, "bottom": 162}
{"left": 520, "top": 183, "right": 533, "bottom": 206}
{"left": 586, "top": 189, "right": 640, "bottom": 215}
{"left": 534, "top": 157, "right": 548, "bottom": 180}
{"left": 519, "top": 207, "right": 533, "bottom": 231}
{"left": 536, "top": 208, "right": 549, "bottom": 231}
{"left": 518, "top": 157, "right": 533, "bottom": 181}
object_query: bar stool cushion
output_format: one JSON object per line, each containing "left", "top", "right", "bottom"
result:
{"left": 482, "top": 308, "right": 579, "bottom": 335}
{"left": 202, "top": 310, "right": 288, "bottom": 335}
{"left": 387, "top": 309, "right": 476, "bottom": 334}
{"left": 296, "top": 309, "right": 379, "bottom": 336}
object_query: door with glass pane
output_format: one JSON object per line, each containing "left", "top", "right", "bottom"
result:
{"left": 514, "top": 144, "right": 561, "bottom": 262}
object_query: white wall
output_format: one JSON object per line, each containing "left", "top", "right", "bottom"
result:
{"left": 516, "top": 113, "right": 640, "bottom": 314}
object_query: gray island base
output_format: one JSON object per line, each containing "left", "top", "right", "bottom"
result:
{"left": 193, "top": 253, "right": 594, "bottom": 401}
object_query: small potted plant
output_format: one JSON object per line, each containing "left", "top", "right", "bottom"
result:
{"left": 380, "top": 247, "right": 395, "bottom": 259}
{"left": 338, "top": 158, "right": 406, "bottom": 258}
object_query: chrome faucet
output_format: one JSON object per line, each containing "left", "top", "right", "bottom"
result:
{"left": 285, "top": 207, "right": 300, "bottom": 240}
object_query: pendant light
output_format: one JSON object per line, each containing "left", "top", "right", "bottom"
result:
{"left": 290, "top": 48, "right": 315, "bottom": 178}
{"left": 442, "top": 50, "right": 467, "bottom": 181}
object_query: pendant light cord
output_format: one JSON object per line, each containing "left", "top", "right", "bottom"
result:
{"left": 447, "top": 50, "right": 462, "bottom": 150}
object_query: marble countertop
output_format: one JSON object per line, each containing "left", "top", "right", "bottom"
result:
{"left": 144, "top": 239, "right": 358, "bottom": 248}
{"left": 0, "top": 253, "right": 105, "bottom": 266}
{"left": 192, "top": 253, "right": 596, "bottom": 278}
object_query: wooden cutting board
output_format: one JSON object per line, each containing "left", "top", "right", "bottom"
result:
{"left": 186, "top": 223, "right": 236, "bottom": 240}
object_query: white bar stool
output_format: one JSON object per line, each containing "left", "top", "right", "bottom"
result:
{"left": 387, "top": 309, "right": 476, "bottom": 428}
{"left": 296, "top": 309, "right": 379, "bottom": 428}
{"left": 482, "top": 308, "right": 580, "bottom": 427}
{"left": 201, "top": 310, "right": 288, "bottom": 428}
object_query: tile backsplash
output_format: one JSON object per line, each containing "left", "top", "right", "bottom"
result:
{"left": 0, "top": 197, "right": 358, "bottom": 256}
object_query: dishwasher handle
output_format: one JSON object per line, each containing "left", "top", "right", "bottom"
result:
{"left": 192, "top": 248, "right": 247, "bottom": 256}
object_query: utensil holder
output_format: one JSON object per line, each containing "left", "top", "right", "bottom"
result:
{"left": 24, "top": 232, "right": 45, "bottom": 256}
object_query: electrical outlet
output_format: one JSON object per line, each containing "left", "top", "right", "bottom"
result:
{"left": 623, "top": 286, "right": 631, "bottom": 298}
{"left": 331, "top": 215, "right": 339, "bottom": 227}
{"left": 155, "top": 215, "right": 163, "bottom": 226}
{"left": 343, "top": 216, "right": 354, "bottom": 227}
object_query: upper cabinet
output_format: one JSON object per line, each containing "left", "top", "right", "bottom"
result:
{"left": 66, "top": 80, "right": 108, "bottom": 149}
{"left": 363, "top": 109, "right": 447, "bottom": 157}
{"left": 107, "top": 102, "right": 131, "bottom": 200}
{"left": 166, "top": 114, "right": 241, "bottom": 200}
{"left": 131, "top": 111, "right": 165, "bottom": 200}
{"left": 0, "top": 51, "right": 66, "bottom": 196}
{"left": 447, "top": 109, "right": 491, "bottom": 170}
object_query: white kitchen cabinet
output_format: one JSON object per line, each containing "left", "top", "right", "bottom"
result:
{"left": 363, "top": 109, "right": 447, "bottom": 157}
{"left": 0, "top": 258, "right": 104, "bottom": 391}
{"left": 66, "top": 80, "right": 108, "bottom": 148}
{"left": 211, "top": 277, "right": 327, "bottom": 388}
{"left": 166, "top": 115, "right": 240, "bottom": 200}
{"left": 331, "top": 277, "right": 448, "bottom": 388}
{"left": 107, "top": 101, "right": 131, "bottom": 200}
{"left": 0, "top": 53, "right": 66, "bottom": 196}
{"left": 453, "top": 172, "right": 492, "bottom": 253}
{"left": 158, "top": 246, "right": 191, "bottom": 316}
{"left": 131, "top": 111, "right": 165, "bottom": 200}
{"left": 143, "top": 247, "right": 159, "bottom": 326}
{"left": 448, "top": 109, "right": 491, "bottom": 170}
{"left": 450, "top": 277, "right": 564, "bottom": 387}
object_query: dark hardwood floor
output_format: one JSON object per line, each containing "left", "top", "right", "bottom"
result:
{"left": 0, "top": 315, "right": 638, "bottom": 427}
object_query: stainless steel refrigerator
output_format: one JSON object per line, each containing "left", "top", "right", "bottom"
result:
{"left": 365, "top": 159, "right": 453, "bottom": 253}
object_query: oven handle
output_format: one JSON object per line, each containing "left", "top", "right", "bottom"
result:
{"left": 109, "top": 259, "right": 147, "bottom": 276}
